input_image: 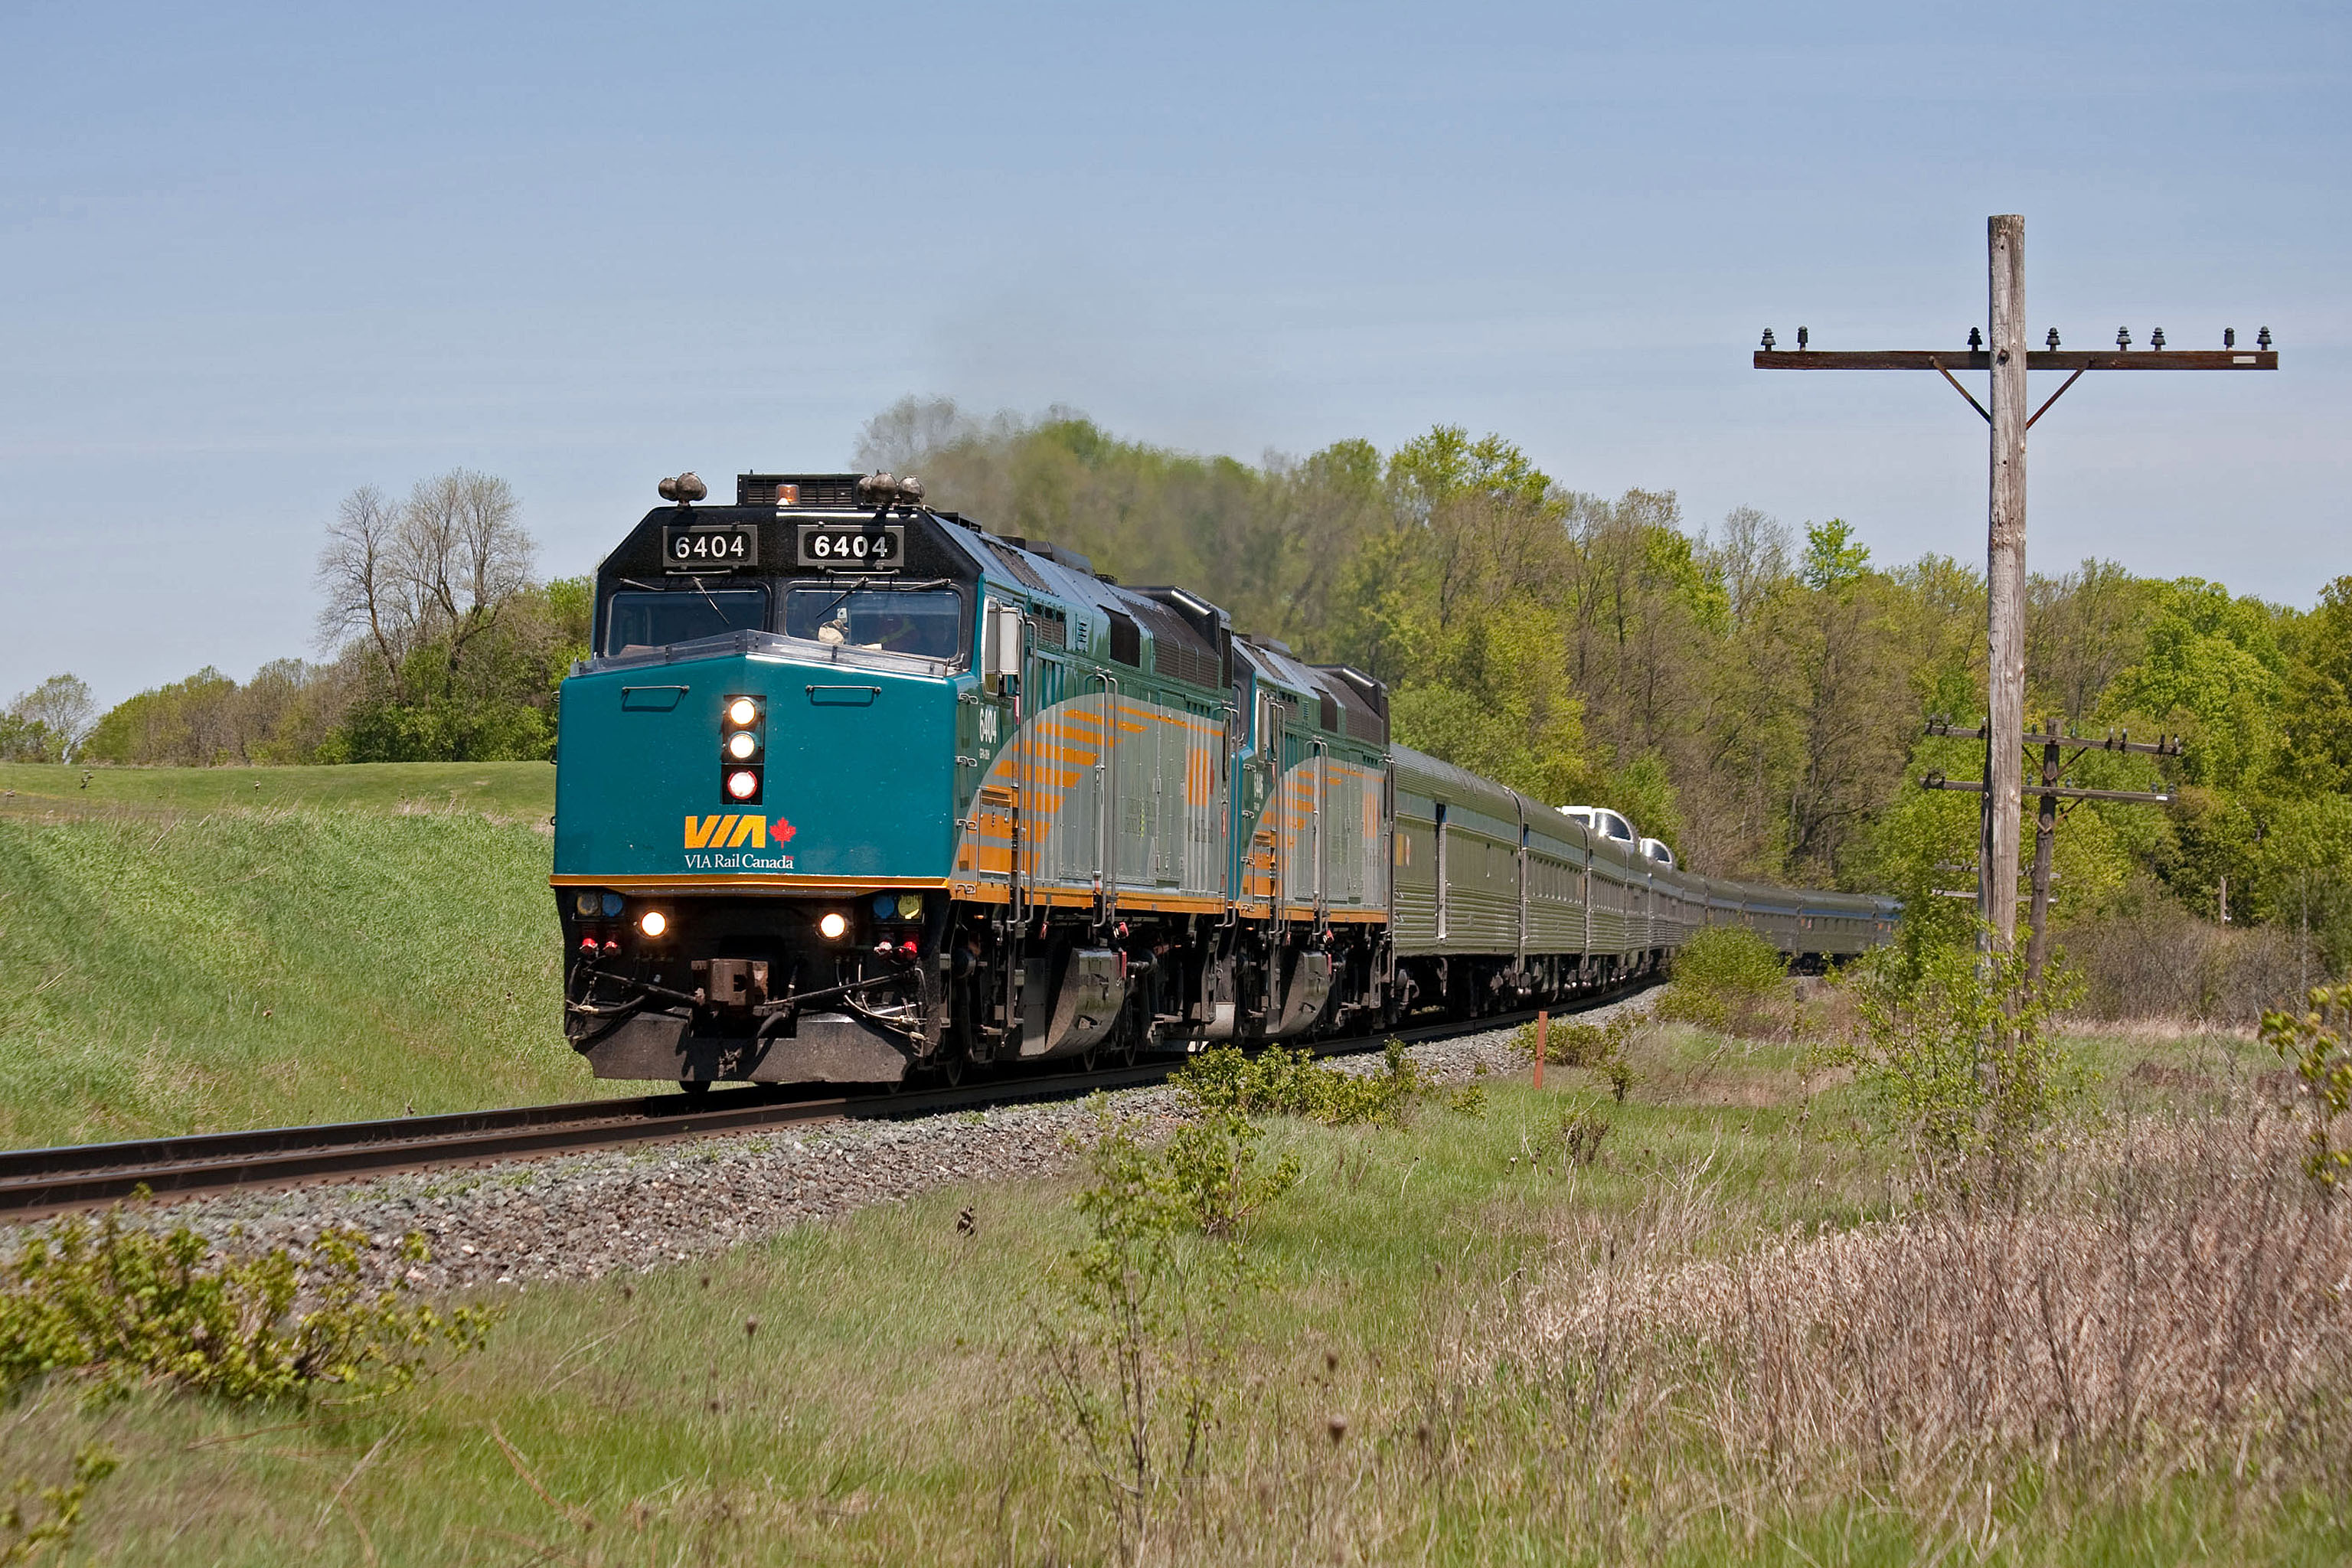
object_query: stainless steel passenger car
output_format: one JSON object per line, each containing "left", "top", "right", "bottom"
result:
{"left": 1385, "top": 747, "right": 1897, "bottom": 1018}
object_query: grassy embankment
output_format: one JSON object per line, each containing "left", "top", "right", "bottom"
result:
{"left": 0, "top": 760, "right": 557, "bottom": 820}
{"left": 10, "top": 1021, "right": 2344, "bottom": 1566}
{"left": 4, "top": 763, "right": 2345, "bottom": 1560}
{"left": 0, "top": 761, "right": 614, "bottom": 1146}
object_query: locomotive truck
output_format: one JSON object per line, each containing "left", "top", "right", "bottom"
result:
{"left": 554, "top": 472, "right": 1896, "bottom": 1089}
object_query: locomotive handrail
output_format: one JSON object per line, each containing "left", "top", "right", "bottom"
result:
{"left": 1311, "top": 736, "right": 1330, "bottom": 932}
{"left": 1089, "top": 669, "right": 1122, "bottom": 927}
{"left": 1003, "top": 606, "right": 1037, "bottom": 1056}
{"left": 1220, "top": 698, "right": 1242, "bottom": 927}
{"left": 1263, "top": 692, "right": 1291, "bottom": 936}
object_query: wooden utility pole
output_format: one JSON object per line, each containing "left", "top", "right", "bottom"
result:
{"left": 1985, "top": 217, "right": 2029, "bottom": 951}
{"left": 2026, "top": 723, "right": 2061, "bottom": 986}
{"left": 1756, "top": 214, "right": 2275, "bottom": 953}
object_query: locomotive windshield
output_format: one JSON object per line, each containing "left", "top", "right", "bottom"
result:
{"left": 783, "top": 586, "right": 964, "bottom": 660}
{"left": 604, "top": 587, "right": 769, "bottom": 654}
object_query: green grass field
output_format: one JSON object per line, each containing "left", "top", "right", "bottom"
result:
{"left": 0, "top": 760, "right": 554, "bottom": 822}
{"left": 3, "top": 763, "right": 2344, "bottom": 1562}
{"left": 0, "top": 762, "right": 606, "bottom": 1147}
{"left": 8, "top": 1025, "right": 2341, "bottom": 1566}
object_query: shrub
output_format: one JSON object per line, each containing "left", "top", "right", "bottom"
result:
{"left": 0, "top": 1212, "right": 495, "bottom": 1404}
{"left": 1160, "top": 1110, "right": 1301, "bottom": 1239}
{"left": 1044, "top": 1106, "right": 1291, "bottom": 1553}
{"left": 1173, "top": 1041, "right": 1449, "bottom": 1128}
{"left": 1655, "top": 927, "right": 1790, "bottom": 1034}
{"left": 1820, "top": 936, "right": 2089, "bottom": 1169}
{"left": 1558, "top": 1107, "right": 1612, "bottom": 1166}
{"left": 1513, "top": 1013, "right": 1636, "bottom": 1102}
{"left": 1445, "top": 1080, "right": 1490, "bottom": 1118}
{"left": 0, "top": 1446, "right": 114, "bottom": 1565}
{"left": 2262, "top": 984, "right": 2352, "bottom": 1191}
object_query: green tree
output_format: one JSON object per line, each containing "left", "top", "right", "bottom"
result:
{"left": 2027, "top": 558, "right": 2158, "bottom": 722}
{"left": 2280, "top": 576, "right": 2352, "bottom": 792}
{"left": 2252, "top": 792, "right": 2352, "bottom": 976}
{"left": 80, "top": 668, "right": 241, "bottom": 765}
{"left": 1, "top": 675, "right": 95, "bottom": 762}
{"left": 2102, "top": 578, "right": 2287, "bottom": 789}
{"left": 1371, "top": 429, "right": 1592, "bottom": 806}
{"left": 848, "top": 395, "right": 2348, "bottom": 956}
{"left": 312, "top": 469, "right": 557, "bottom": 762}
{"left": 1799, "top": 518, "right": 1870, "bottom": 593}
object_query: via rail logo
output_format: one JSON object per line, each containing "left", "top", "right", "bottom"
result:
{"left": 682, "top": 814, "right": 797, "bottom": 871}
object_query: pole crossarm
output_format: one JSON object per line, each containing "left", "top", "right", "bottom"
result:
{"left": 1755, "top": 349, "right": 2276, "bottom": 371}
{"left": 1919, "top": 773, "right": 2172, "bottom": 805}
{"left": 1923, "top": 709, "right": 2182, "bottom": 983}
{"left": 1926, "top": 718, "right": 2182, "bottom": 758}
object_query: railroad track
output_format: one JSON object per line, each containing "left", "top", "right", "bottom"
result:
{"left": 0, "top": 983, "right": 1658, "bottom": 1221}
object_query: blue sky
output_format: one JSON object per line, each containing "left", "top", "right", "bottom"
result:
{"left": 2, "top": 1, "right": 2344, "bottom": 707}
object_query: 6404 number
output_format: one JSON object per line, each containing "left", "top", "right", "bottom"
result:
{"left": 663, "top": 527, "right": 758, "bottom": 570}
{"left": 795, "top": 523, "right": 904, "bottom": 570}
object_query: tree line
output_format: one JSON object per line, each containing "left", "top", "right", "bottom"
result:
{"left": 14, "top": 399, "right": 2347, "bottom": 972}
{"left": 858, "top": 397, "right": 2352, "bottom": 972}
{"left": 10, "top": 470, "right": 590, "bottom": 769}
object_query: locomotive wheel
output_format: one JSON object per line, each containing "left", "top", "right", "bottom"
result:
{"left": 936, "top": 1047, "right": 966, "bottom": 1087}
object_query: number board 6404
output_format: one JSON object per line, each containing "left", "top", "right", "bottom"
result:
{"left": 662, "top": 526, "right": 759, "bottom": 570}
{"left": 795, "top": 523, "right": 905, "bottom": 570}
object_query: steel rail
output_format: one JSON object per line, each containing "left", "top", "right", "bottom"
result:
{"left": 0, "top": 982, "right": 1659, "bottom": 1222}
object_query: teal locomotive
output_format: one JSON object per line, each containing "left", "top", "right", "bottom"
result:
{"left": 555, "top": 472, "right": 1897, "bottom": 1089}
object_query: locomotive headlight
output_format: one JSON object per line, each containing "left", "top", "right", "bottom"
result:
{"left": 573, "top": 891, "right": 598, "bottom": 916}
{"left": 726, "top": 769, "right": 760, "bottom": 800}
{"left": 639, "top": 910, "right": 669, "bottom": 938}
{"left": 818, "top": 910, "right": 848, "bottom": 940}
{"left": 727, "top": 697, "right": 758, "bottom": 727}
{"left": 726, "top": 730, "right": 760, "bottom": 760}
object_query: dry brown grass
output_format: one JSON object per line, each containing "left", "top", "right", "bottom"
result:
{"left": 2062, "top": 1014, "right": 2249, "bottom": 1044}
{"left": 1473, "top": 1107, "right": 2352, "bottom": 1554}
{"left": 2063, "top": 899, "right": 2323, "bottom": 1024}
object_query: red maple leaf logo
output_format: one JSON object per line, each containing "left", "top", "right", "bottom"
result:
{"left": 771, "top": 817, "right": 798, "bottom": 844}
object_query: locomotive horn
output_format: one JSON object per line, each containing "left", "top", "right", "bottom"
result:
{"left": 855, "top": 472, "right": 924, "bottom": 505}
{"left": 658, "top": 472, "right": 707, "bottom": 505}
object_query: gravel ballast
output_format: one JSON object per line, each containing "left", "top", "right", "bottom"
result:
{"left": 26, "top": 992, "right": 1655, "bottom": 1294}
